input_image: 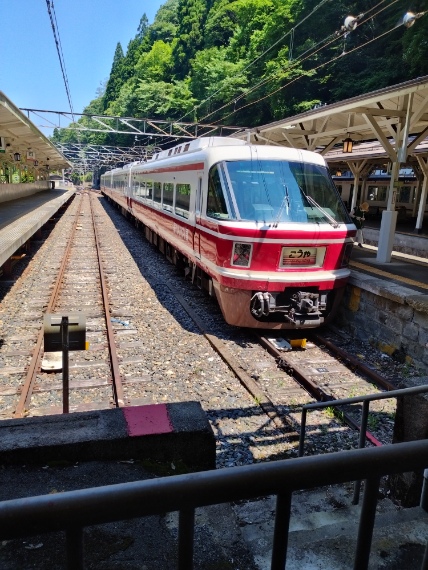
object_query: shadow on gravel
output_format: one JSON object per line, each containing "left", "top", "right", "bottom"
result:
{"left": 97, "top": 195, "right": 255, "bottom": 345}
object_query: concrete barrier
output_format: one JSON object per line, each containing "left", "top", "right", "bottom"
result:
{"left": 0, "top": 402, "right": 216, "bottom": 473}
{"left": 0, "top": 182, "right": 50, "bottom": 204}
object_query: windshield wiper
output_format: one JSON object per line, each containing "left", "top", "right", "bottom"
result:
{"left": 298, "top": 186, "right": 339, "bottom": 228}
{"left": 272, "top": 185, "right": 290, "bottom": 228}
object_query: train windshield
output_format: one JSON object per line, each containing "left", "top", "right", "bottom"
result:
{"left": 207, "top": 159, "right": 351, "bottom": 225}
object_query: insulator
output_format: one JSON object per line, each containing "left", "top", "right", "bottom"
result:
{"left": 403, "top": 12, "right": 416, "bottom": 28}
{"left": 344, "top": 16, "right": 358, "bottom": 32}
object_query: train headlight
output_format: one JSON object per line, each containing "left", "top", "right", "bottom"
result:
{"left": 341, "top": 242, "right": 354, "bottom": 267}
{"left": 232, "top": 242, "right": 252, "bottom": 267}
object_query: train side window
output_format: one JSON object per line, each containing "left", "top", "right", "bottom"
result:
{"left": 163, "top": 182, "right": 174, "bottom": 211}
{"left": 175, "top": 183, "right": 191, "bottom": 218}
{"left": 207, "top": 166, "right": 229, "bottom": 219}
{"left": 141, "top": 181, "right": 153, "bottom": 200}
{"left": 153, "top": 182, "right": 162, "bottom": 203}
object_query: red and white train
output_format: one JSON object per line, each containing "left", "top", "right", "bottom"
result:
{"left": 101, "top": 137, "right": 356, "bottom": 329}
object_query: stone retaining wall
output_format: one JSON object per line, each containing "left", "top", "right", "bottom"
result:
{"left": 335, "top": 272, "right": 428, "bottom": 506}
{"left": 335, "top": 271, "right": 428, "bottom": 374}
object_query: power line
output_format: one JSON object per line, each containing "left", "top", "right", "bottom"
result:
{"left": 176, "top": 0, "right": 334, "bottom": 124}
{"left": 45, "top": 0, "right": 75, "bottom": 119}
{"left": 211, "top": 10, "right": 426, "bottom": 126}
{"left": 200, "top": 0, "right": 405, "bottom": 125}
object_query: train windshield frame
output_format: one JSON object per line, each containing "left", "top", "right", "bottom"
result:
{"left": 207, "top": 159, "right": 351, "bottom": 225}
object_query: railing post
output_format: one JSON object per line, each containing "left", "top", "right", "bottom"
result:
{"left": 353, "top": 476, "right": 380, "bottom": 570}
{"left": 298, "top": 409, "right": 307, "bottom": 457}
{"left": 271, "top": 491, "right": 292, "bottom": 570}
{"left": 353, "top": 400, "right": 370, "bottom": 505}
{"left": 61, "top": 316, "right": 70, "bottom": 414}
{"left": 66, "top": 526, "right": 84, "bottom": 570}
{"left": 178, "top": 507, "right": 195, "bottom": 570}
{"left": 420, "top": 468, "right": 428, "bottom": 512}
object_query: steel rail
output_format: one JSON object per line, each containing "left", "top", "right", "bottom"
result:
{"left": 162, "top": 286, "right": 294, "bottom": 433}
{"left": 311, "top": 332, "right": 398, "bottom": 392}
{"left": 89, "top": 193, "right": 125, "bottom": 407}
{"left": 14, "top": 193, "right": 84, "bottom": 418}
{"left": 256, "top": 334, "right": 383, "bottom": 447}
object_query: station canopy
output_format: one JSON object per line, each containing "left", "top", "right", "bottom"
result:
{"left": 233, "top": 75, "right": 428, "bottom": 168}
{"left": 0, "top": 91, "right": 71, "bottom": 170}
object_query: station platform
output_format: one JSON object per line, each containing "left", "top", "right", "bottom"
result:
{"left": 0, "top": 186, "right": 75, "bottom": 272}
{"left": 350, "top": 243, "right": 428, "bottom": 294}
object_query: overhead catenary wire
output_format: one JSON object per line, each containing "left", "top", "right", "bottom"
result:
{"left": 176, "top": 0, "right": 334, "bottom": 124}
{"left": 212, "top": 10, "right": 425, "bottom": 126}
{"left": 159, "top": 0, "right": 403, "bottom": 150}
{"left": 46, "top": 1, "right": 89, "bottom": 179}
{"left": 45, "top": 0, "right": 75, "bottom": 119}
{"left": 198, "top": 0, "right": 403, "bottom": 125}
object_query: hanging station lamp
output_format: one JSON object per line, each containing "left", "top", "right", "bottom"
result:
{"left": 343, "top": 137, "right": 353, "bottom": 153}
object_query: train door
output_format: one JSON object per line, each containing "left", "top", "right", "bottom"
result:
{"left": 126, "top": 170, "right": 132, "bottom": 212}
{"left": 194, "top": 176, "right": 203, "bottom": 259}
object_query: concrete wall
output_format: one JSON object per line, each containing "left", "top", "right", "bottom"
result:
{"left": 335, "top": 271, "right": 428, "bottom": 374}
{"left": 0, "top": 182, "right": 50, "bottom": 204}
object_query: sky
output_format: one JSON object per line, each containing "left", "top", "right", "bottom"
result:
{"left": 1, "top": 0, "right": 165, "bottom": 135}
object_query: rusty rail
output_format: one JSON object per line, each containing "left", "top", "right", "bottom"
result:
{"left": 14, "top": 194, "right": 84, "bottom": 418}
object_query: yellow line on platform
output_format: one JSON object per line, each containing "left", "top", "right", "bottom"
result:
{"left": 350, "top": 260, "right": 428, "bottom": 291}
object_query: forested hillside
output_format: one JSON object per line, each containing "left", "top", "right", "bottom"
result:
{"left": 53, "top": 0, "right": 428, "bottom": 146}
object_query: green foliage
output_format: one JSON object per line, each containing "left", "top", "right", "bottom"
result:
{"left": 102, "top": 43, "right": 125, "bottom": 111}
{"left": 136, "top": 78, "right": 197, "bottom": 119}
{"left": 148, "top": 0, "right": 180, "bottom": 44}
{"left": 172, "top": 0, "right": 211, "bottom": 78}
{"left": 190, "top": 47, "right": 248, "bottom": 117}
{"left": 135, "top": 40, "right": 173, "bottom": 82}
{"left": 52, "top": 0, "right": 428, "bottom": 147}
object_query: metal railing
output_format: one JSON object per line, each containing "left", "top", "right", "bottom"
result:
{"left": 298, "top": 384, "right": 428, "bottom": 503}
{"left": 1, "top": 440, "right": 428, "bottom": 570}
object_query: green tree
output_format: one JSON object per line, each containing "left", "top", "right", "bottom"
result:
{"left": 103, "top": 43, "right": 125, "bottom": 111}
{"left": 190, "top": 47, "right": 248, "bottom": 120}
{"left": 136, "top": 79, "right": 197, "bottom": 119}
{"left": 135, "top": 40, "right": 173, "bottom": 82}
{"left": 147, "top": 0, "right": 179, "bottom": 44}
{"left": 172, "top": 0, "right": 211, "bottom": 78}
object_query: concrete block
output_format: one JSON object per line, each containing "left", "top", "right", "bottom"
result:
{"left": 0, "top": 402, "right": 216, "bottom": 472}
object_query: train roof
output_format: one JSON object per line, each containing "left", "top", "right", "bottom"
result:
{"left": 101, "top": 137, "right": 327, "bottom": 176}
{"left": 149, "top": 136, "right": 246, "bottom": 162}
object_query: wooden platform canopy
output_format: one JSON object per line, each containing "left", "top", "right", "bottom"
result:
{"left": 0, "top": 91, "right": 71, "bottom": 171}
{"left": 233, "top": 75, "right": 428, "bottom": 262}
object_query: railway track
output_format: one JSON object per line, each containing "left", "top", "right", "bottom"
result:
{"left": 0, "top": 192, "right": 401, "bottom": 466}
{"left": 0, "top": 192, "right": 124, "bottom": 417}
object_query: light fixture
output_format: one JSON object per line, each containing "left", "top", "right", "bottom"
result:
{"left": 343, "top": 137, "right": 353, "bottom": 153}
{"left": 13, "top": 152, "right": 21, "bottom": 162}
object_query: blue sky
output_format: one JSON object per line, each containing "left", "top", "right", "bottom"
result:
{"left": 1, "top": 0, "right": 164, "bottom": 135}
